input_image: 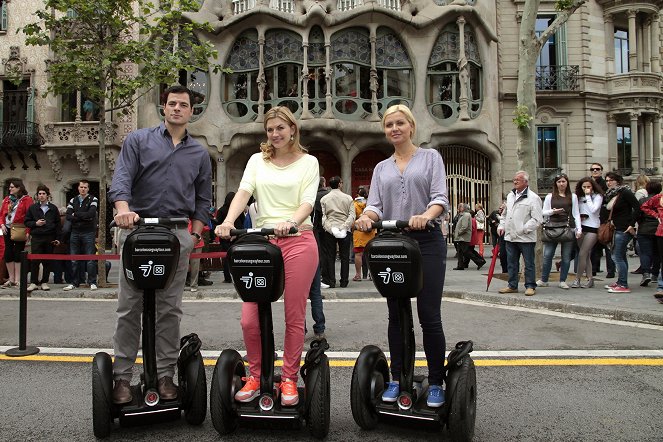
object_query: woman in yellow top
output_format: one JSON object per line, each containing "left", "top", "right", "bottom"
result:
{"left": 215, "top": 106, "right": 319, "bottom": 407}
{"left": 352, "top": 185, "right": 375, "bottom": 281}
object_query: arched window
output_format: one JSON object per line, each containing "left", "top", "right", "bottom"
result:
{"left": 306, "top": 26, "right": 327, "bottom": 117}
{"left": 375, "top": 27, "right": 413, "bottom": 113}
{"left": 222, "top": 30, "right": 260, "bottom": 122}
{"left": 427, "top": 23, "right": 482, "bottom": 123}
{"left": 330, "top": 28, "right": 371, "bottom": 120}
{"left": 264, "top": 29, "right": 304, "bottom": 115}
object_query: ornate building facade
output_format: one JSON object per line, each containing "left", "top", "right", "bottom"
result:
{"left": 1, "top": 0, "right": 662, "bottom": 227}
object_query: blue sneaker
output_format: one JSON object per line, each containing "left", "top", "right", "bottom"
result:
{"left": 427, "top": 385, "right": 445, "bottom": 408}
{"left": 381, "top": 381, "right": 399, "bottom": 402}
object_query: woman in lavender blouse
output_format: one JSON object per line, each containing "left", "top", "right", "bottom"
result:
{"left": 355, "top": 104, "right": 450, "bottom": 408}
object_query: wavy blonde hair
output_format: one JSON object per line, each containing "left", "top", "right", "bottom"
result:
{"left": 260, "top": 106, "right": 307, "bottom": 159}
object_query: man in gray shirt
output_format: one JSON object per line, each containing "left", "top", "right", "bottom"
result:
{"left": 108, "top": 85, "right": 212, "bottom": 404}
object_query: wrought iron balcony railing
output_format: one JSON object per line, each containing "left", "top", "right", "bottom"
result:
{"left": 536, "top": 65, "right": 580, "bottom": 91}
{"left": 0, "top": 121, "right": 45, "bottom": 150}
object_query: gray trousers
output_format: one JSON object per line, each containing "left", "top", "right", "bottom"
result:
{"left": 113, "top": 228, "right": 194, "bottom": 381}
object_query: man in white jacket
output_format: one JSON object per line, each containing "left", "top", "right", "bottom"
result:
{"left": 497, "top": 171, "right": 544, "bottom": 296}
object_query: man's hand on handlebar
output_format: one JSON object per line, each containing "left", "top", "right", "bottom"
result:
{"left": 114, "top": 211, "right": 140, "bottom": 229}
{"left": 354, "top": 215, "right": 374, "bottom": 233}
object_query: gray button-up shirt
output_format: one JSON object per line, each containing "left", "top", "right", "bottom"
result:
{"left": 365, "top": 147, "right": 449, "bottom": 223}
{"left": 108, "top": 123, "right": 212, "bottom": 223}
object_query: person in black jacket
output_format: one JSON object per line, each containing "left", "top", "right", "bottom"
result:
{"left": 603, "top": 172, "right": 640, "bottom": 293}
{"left": 24, "top": 185, "right": 61, "bottom": 292}
{"left": 590, "top": 163, "right": 616, "bottom": 277}
{"left": 635, "top": 180, "right": 662, "bottom": 287}
{"left": 63, "top": 180, "right": 99, "bottom": 291}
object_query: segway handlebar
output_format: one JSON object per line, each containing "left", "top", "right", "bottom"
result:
{"left": 372, "top": 220, "right": 437, "bottom": 231}
{"left": 229, "top": 226, "right": 299, "bottom": 236}
{"left": 109, "top": 217, "right": 190, "bottom": 228}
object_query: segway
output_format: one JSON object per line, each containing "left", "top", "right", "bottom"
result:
{"left": 350, "top": 220, "right": 476, "bottom": 441}
{"left": 92, "top": 218, "right": 207, "bottom": 438}
{"left": 210, "top": 227, "right": 330, "bottom": 439}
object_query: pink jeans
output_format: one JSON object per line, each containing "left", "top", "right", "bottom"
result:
{"left": 240, "top": 230, "right": 318, "bottom": 380}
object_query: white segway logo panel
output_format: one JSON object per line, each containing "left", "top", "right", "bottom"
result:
{"left": 377, "top": 267, "right": 405, "bottom": 284}
{"left": 239, "top": 272, "right": 267, "bottom": 289}
{"left": 138, "top": 260, "right": 166, "bottom": 278}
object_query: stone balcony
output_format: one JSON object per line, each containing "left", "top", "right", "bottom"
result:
{"left": 607, "top": 72, "right": 663, "bottom": 95}
{"left": 42, "top": 121, "right": 119, "bottom": 148}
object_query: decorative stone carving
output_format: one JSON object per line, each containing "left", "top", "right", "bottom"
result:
{"left": 46, "top": 149, "right": 63, "bottom": 181}
{"left": 105, "top": 149, "right": 116, "bottom": 173}
{"left": 75, "top": 149, "right": 90, "bottom": 175}
{"left": 2, "top": 46, "right": 29, "bottom": 78}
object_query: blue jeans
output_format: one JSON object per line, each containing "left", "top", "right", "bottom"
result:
{"left": 505, "top": 241, "right": 536, "bottom": 289}
{"left": 541, "top": 240, "right": 575, "bottom": 282}
{"left": 308, "top": 264, "right": 325, "bottom": 334}
{"left": 70, "top": 230, "right": 97, "bottom": 286}
{"left": 611, "top": 230, "right": 632, "bottom": 288}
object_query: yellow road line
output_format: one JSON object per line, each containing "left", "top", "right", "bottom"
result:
{"left": 2, "top": 355, "right": 662, "bottom": 367}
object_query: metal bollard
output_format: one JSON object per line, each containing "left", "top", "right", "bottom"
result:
{"left": 5, "top": 250, "right": 40, "bottom": 356}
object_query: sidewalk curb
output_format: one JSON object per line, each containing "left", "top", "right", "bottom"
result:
{"left": 444, "top": 290, "right": 663, "bottom": 326}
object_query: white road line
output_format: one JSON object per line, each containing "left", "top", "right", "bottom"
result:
{"left": 1, "top": 346, "right": 662, "bottom": 359}
{"left": 2, "top": 296, "right": 662, "bottom": 331}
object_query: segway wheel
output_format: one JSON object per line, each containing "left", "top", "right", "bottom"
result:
{"left": 447, "top": 357, "right": 477, "bottom": 442}
{"left": 210, "top": 349, "right": 244, "bottom": 435}
{"left": 350, "top": 345, "right": 389, "bottom": 430}
{"left": 184, "top": 356, "right": 207, "bottom": 425}
{"left": 306, "top": 354, "right": 330, "bottom": 439}
{"left": 92, "top": 355, "right": 113, "bottom": 438}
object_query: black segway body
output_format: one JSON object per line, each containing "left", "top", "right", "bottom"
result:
{"left": 92, "top": 219, "right": 206, "bottom": 438}
{"left": 211, "top": 229, "right": 330, "bottom": 439}
{"left": 351, "top": 222, "right": 477, "bottom": 440}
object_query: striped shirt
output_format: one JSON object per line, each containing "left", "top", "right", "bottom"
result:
{"left": 364, "top": 147, "right": 449, "bottom": 223}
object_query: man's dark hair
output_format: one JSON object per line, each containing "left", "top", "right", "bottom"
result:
{"left": 161, "top": 85, "right": 194, "bottom": 106}
{"left": 36, "top": 184, "right": 50, "bottom": 195}
{"left": 329, "top": 176, "right": 341, "bottom": 189}
{"left": 319, "top": 176, "right": 326, "bottom": 189}
{"left": 79, "top": 179, "right": 90, "bottom": 186}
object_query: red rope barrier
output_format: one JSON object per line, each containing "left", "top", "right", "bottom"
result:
{"left": 26, "top": 251, "right": 227, "bottom": 261}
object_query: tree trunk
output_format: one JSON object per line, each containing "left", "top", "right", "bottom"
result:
{"left": 516, "top": 0, "right": 542, "bottom": 194}
{"left": 97, "top": 86, "right": 108, "bottom": 287}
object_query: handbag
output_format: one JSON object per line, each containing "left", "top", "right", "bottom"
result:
{"left": 10, "top": 223, "right": 27, "bottom": 242}
{"left": 541, "top": 218, "right": 575, "bottom": 243}
{"left": 597, "top": 195, "right": 618, "bottom": 246}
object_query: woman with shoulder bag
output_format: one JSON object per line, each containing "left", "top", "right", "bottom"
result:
{"left": 0, "top": 179, "right": 34, "bottom": 288}
{"left": 602, "top": 172, "right": 640, "bottom": 293}
{"left": 570, "top": 177, "right": 604, "bottom": 288}
{"left": 536, "top": 174, "right": 582, "bottom": 289}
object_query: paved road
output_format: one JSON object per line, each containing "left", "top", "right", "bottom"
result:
{"left": 1, "top": 299, "right": 662, "bottom": 441}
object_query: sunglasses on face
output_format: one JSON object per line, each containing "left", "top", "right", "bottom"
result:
{"left": 590, "top": 168, "right": 602, "bottom": 172}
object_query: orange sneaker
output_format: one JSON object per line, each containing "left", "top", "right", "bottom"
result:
{"left": 280, "top": 378, "right": 299, "bottom": 406}
{"left": 234, "top": 376, "right": 260, "bottom": 402}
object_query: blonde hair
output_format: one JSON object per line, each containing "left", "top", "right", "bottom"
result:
{"left": 260, "top": 106, "right": 307, "bottom": 159}
{"left": 381, "top": 104, "right": 416, "bottom": 139}
{"left": 635, "top": 174, "right": 650, "bottom": 190}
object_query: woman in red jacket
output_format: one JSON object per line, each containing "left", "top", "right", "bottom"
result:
{"left": 639, "top": 191, "right": 663, "bottom": 303}
{"left": 0, "top": 179, "right": 33, "bottom": 288}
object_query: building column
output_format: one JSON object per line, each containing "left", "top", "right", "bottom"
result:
{"left": 644, "top": 115, "right": 653, "bottom": 168}
{"left": 654, "top": 113, "right": 661, "bottom": 170}
{"left": 604, "top": 14, "right": 615, "bottom": 74}
{"left": 630, "top": 112, "right": 640, "bottom": 171}
{"left": 628, "top": 9, "right": 638, "bottom": 71}
{"left": 608, "top": 112, "right": 618, "bottom": 170}
{"left": 456, "top": 16, "right": 470, "bottom": 121}
{"left": 652, "top": 13, "right": 661, "bottom": 73}
{"left": 643, "top": 18, "right": 651, "bottom": 72}
{"left": 216, "top": 157, "right": 227, "bottom": 202}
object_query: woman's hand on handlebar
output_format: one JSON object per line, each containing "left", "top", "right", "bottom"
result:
{"left": 114, "top": 211, "right": 140, "bottom": 229}
{"left": 215, "top": 220, "right": 234, "bottom": 240}
{"left": 409, "top": 214, "right": 433, "bottom": 231}
{"left": 355, "top": 215, "right": 374, "bottom": 232}
{"left": 274, "top": 220, "right": 296, "bottom": 237}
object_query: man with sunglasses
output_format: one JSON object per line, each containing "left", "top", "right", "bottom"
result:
{"left": 589, "top": 163, "right": 615, "bottom": 278}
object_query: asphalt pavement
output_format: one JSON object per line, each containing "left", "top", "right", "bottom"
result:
{"left": 3, "top": 245, "right": 662, "bottom": 326}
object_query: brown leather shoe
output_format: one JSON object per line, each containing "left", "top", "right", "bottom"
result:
{"left": 112, "top": 379, "right": 133, "bottom": 404}
{"left": 158, "top": 376, "right": 178, "bottom": 400}
{"left": 498, "top": 287, "right": 518, "bottom": 294}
